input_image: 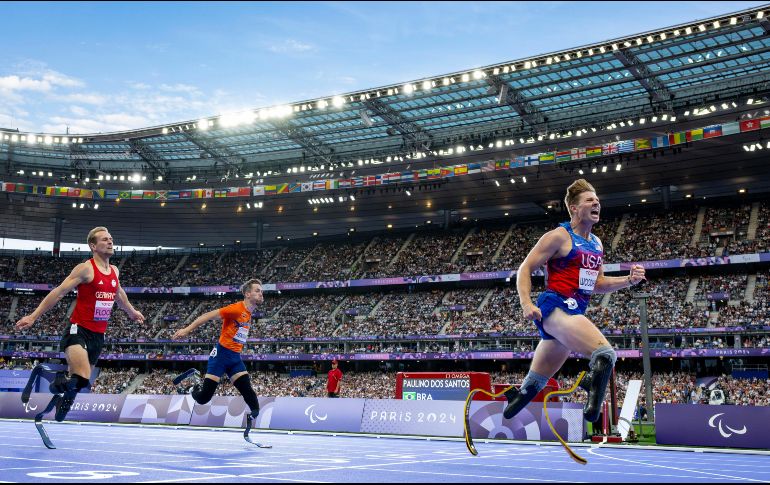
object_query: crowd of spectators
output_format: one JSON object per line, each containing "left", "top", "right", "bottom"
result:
{"left": 263, "top": 294, "right": 347, "bottom": 339}
{"left": 588, "top": 276, "right": 705, "bottom": 331}
{"left": 459, "top": 226, "right": 509, "bottom": 273}
{"left": 7, "top": 295, "right": 76, "bottom": 337}
{"left": 0, "top": 357, "right": 35, "bottom": 369}
{"left": 0, "top": 256, "right": 17, "bottom": 281}
{"left": 261, "top": 246, "right": 316, "bottom": 282}
{"left": 6, "top": 203, "right": 770, "bottom": 291}
{"left": 91, "top": 367, "right": 140, "bottom": 394}
{"left": 610, "top": 209, "right": 698, "bottom": 263}
{"left": 341, "top": 290, "right": 445, "bottom": 337}
{"left": 133, "top": 368, "right": 179, "bottom": 395}
{"left": 286, "top": 242, "right": 366, "bottom": 282}
{"left": 488, "top": 224, "right": 549, "bottom": 272}
{"left": 119, "top": 253, "right": 183, "bottom": 287}
{"left": 715, "top": 270, "right": 770, "bottom": 327}
{"left": 385, "top": 231, "right": 466, "bottom": 277}
{"left": 20, "top": 255, "right": 87, "bottom": 285}
{"left": 356, "top": 235, "right": 409, "bottom": 279}
{"left": 339, "top": 293, "right": 385, "bottom": 319}
{"left": 697, "top": 274, "right": 748, "bottom": 301}
{"left": 127, "top": 368, "right": 768, "bottom": 406}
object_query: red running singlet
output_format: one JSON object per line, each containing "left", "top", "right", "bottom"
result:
{"left": 69, "top": 258, "right": 119, "bottom": 334}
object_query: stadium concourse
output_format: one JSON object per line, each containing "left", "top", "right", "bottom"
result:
{"left": 2, "top": 3, "right": 770, "bottom": 483}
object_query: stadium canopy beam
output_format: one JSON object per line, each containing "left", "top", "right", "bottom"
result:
{"left": 181, "top": 131, "right": 243, "bottom": 174}
{"left": 613, "top": 48, "right": 674, "bottom": 113}
{"left": 760, "top": 17, "right": 770, "bottom": 34}
{"left": 363, "top": 98, "right": 433, "bottom": 153}
{"left": 67, "top": 143, "right": 87, "bottom": 171}
{"left": 485, "top": 74, "right": 547, "bottom": 131}
{"left": 127, "top": 139, "right": 168, "bottom": 178}
{"left": 269, "top": 121, "right": 337, "bottom": 165}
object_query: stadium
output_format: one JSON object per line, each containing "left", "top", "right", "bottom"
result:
{"left": 1, "top": 3, "right": 769, "bottom": 482}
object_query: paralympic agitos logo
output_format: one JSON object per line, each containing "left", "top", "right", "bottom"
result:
{"left": 304, "top": 404, "right": 328, "bottom": 424}
{"left": 708, "top": 413, "right": 747, "bottom": 438}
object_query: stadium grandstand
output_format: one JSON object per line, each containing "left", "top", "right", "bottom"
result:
{"left": 1, "top": 4, "right": 769, "bottom": 478}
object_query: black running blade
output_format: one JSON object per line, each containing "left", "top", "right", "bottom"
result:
{"left": 34, "top": 419, "right": 56, "bottom": 449}
{"left": 21, "top": 365, "right": 45, "bottom": 404}
{"left": 244, "top": 436, "right": 272, "bottom": 448}
{"left": 172, "top": 368, "right": 197, "bottom": 386}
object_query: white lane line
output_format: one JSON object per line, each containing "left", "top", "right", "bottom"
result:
{"left": 139, "top": 475, "right": 236, "bottom": 483}
{"left": 587, "top": 448, "right": 765, "bottom": 482}
{"left": 361, "top": 468, "right": 584, "bottom": 483}
{"left": 236, "top": 452, "right": 539, "bottom": 479}
{"left": 456, "top": 461, "right": 747, "bottom": 481}
{"left": 0, "top": 456, "right": 239, "bottom": 478}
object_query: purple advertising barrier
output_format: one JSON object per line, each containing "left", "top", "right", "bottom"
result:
{"left": 0, "top": 392, "right": 58, "bottom": 420}
{"left": 468, "top": 401, "right": 585, "bottom": 442}
{"left": 651, "top": 348, "right": 770, "bottom": 358}
{"left": 269, "top": 397, "right": 366, "bottom": 433}
{"left": 189, "top": 396, "right": 276, "bottom": 429}
{"left": 360, "top": 399, "right": 464, "bottom": 437}
{"left": 460, "top": 271, "right": 515, "bottom": 281}
{"left": 0, "top": 392, "right": 124, "bottom": 422}
{"left": 656, "top": 404, "right": 770, "bottom": 449}
{"left": 0, "top": 370, "right": 32, "bottom": 390}
{"left": 120, "top": 395, "right": 196, "bottom": 425}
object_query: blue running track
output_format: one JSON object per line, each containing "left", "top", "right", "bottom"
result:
{"left": 0, "top": 420, "right": 768, "bottom": 483}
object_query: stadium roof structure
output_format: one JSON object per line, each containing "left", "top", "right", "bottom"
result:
{"left": 2, "top": 4, "right": 770, "bottom": 247}
{"left": 3, "top": 5, "right": 770, "bottom": 180}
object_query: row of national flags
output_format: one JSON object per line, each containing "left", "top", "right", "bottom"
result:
{"left": 3, "top": 117, "right": 769, "bottom": 202}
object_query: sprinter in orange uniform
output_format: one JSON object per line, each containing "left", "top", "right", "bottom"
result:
{"left": 172, "top": 279, "right": 263, "bottom": 425}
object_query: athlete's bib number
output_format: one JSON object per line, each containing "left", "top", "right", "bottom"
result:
{"left": 233, "top": 325, "right": 250, "bottom": 344}
{"left": 209, "top": 347, "right": 218, "bottom": 358}
{"left": 578, "top": 268, "right": 599, "bottom": 291}
{"left": 93, "top": 300, "right": 115, "bottom": 321}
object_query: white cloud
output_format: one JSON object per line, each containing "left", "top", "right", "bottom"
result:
{"left": 268, "top": 39, "right": 315, "bottom": 54}
{"left": 159, "top": 83, "right": 203, "bottom": 95}
{"left": 70, "top": 106, "right": 89, "bottom": 116}
{"left": 42, "top": 113, "right": 149, "bottom": 134}
{"left": 51, "top": 93, "right": 109, "bottom": 105}
{"left": 41, "top": 71, "right": 83, "bottom": 88}
{"left": 0, "top": 67, "right": 84, "bottom": 93}
{"left": 1, "top": 62, "right": 268, "bottom": 132}
{"left": 0, "top": 75, "right": 53, "bottom": 92}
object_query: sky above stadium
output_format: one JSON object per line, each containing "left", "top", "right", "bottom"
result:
{"left": 1, "top": 1, "right": 767, "bottom": 135}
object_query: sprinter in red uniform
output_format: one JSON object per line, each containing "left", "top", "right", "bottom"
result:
{"left": 503, "top": 180, "right": 645, "bottom": 422}
{"left": 16, "top": 227, "right": 145, "bottom": 423}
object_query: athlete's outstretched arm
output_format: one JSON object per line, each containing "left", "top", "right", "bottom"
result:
{"left": 15, "top": 263, "right": 90, "bottom": 331}
{"left": 112, "top": 267, "right": 145, "bottom": 322}
{"left": 517, "top": 229, "right": 566, "bottom": 320}
{"left": 115, "top": 286, "right": 145, "bottom": 323}
{"left": 172, "top": 309, "right": 221, "bottom": 339}
{"left": 593, "top": 264, "right": 645, "bottom": 294}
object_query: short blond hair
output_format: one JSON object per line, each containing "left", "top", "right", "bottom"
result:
{"left": 87, "top": 227, "right": 109, "bottom": 249}
{"left": 564, "top": 179, "right": 596, "bottom": 216}
{"left": 241, "top": 278, "right": 263, "bottom": 295}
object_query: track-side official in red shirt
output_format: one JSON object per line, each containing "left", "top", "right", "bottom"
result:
{"left": 327, "top": 359, "right": 343, "bottom": 398}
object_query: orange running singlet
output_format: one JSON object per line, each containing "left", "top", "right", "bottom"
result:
{"left": 218, "top": 301, "right": 252, "bottom": 353}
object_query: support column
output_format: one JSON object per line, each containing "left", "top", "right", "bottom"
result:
{"left": 255, "top": 222, "right": 263, "bottom": 250}
{"left": 661, "top": 185, "right": 671, "bottom": 210}
{"left": 53, "top": 217, "right": 63, "bottom": 257}
{"left": 635, "top": 292, "right": 654, "bottom": 421}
